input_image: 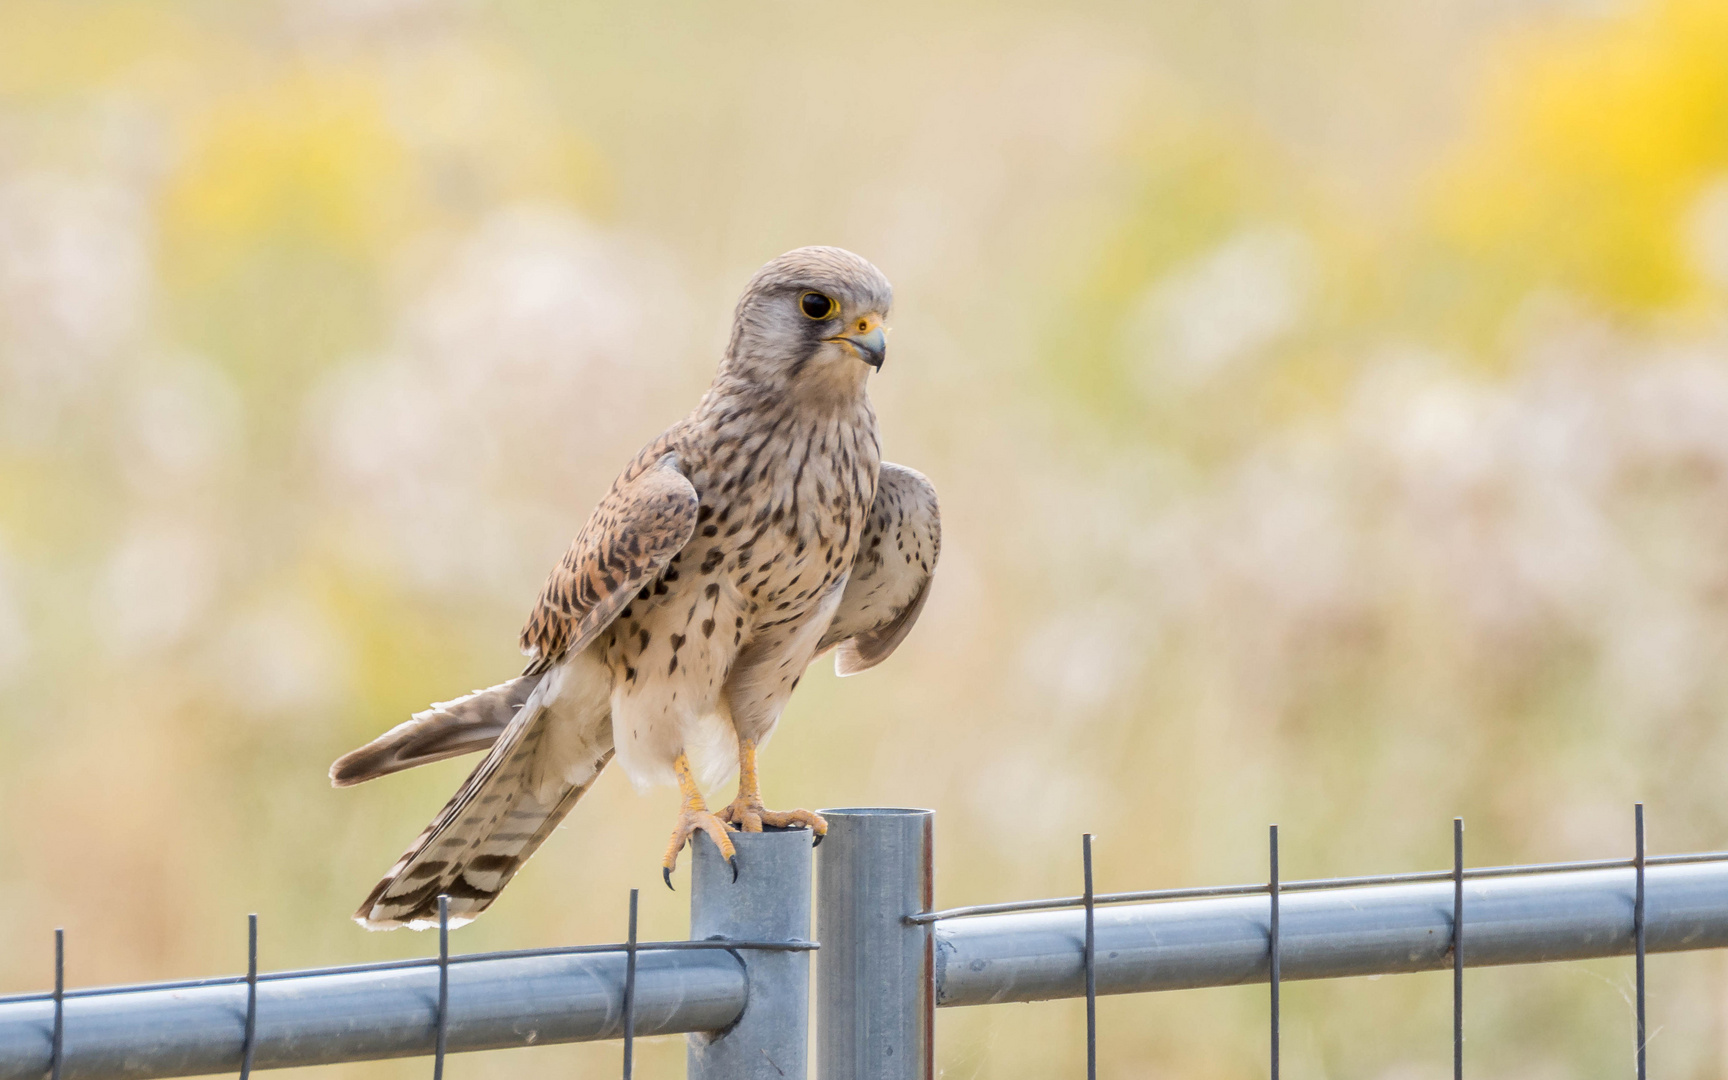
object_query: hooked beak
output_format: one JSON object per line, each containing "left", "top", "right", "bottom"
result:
{"left": 828, "top": 326, "right": 887, "bottom": 370}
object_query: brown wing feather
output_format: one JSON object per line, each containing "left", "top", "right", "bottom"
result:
{"left": 520, "top": 448, "right": 699, "bottom": 672}
{"left": 329, "top": 675, "right": 537, "bottom": 787}
{"left": 821, "top": 462, "right": 940, "bottom": 675}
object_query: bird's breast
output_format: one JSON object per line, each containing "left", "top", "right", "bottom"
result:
{"left": 653, "top": 412, "right": 879, "bottom": 661}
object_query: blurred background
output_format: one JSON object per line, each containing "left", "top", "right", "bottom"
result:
{"left": 4, "top": 0, "right": 1728, "bottom": 1075}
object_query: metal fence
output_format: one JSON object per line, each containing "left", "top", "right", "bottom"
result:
{"left": 3, "top": 804, "right": 1724, "bottom": 1080}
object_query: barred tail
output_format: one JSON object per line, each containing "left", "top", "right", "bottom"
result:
{"left": 354, "top": 659, "right": 614, "bottom": 929}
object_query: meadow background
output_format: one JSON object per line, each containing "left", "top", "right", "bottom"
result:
{"left": 5, "top": 0, "right": 1728, "bottom": 1075}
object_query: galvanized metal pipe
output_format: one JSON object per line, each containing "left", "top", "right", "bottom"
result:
{"left": 0, "top": 946, "right": 744, "bottom": 1080}
{"left": 935, "top": 860, "right": 1728, "bottom": 1006}
{"left": 687, "top": 827, "right": 814, "bottom": 1080}
{"left": 816, "top": 808, "right": 934, "bottom": 1080}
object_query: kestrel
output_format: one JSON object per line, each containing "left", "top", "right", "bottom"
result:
{"left": 331, "top": 246, "right": 940, "bottom": 929}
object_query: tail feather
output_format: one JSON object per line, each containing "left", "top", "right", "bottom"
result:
{"left": 355, "top": 659, "right": 614, "bottom": 930}
{"left": 330, "top": 676, "right": 538, "bottom": 787}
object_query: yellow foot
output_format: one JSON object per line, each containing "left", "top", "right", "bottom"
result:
{"left": 662, "top": 751, "right": 738, "bottom": 889}
{"left": 719, "top": 798, "right": 828, "bottom": 844}
{"left": 662, "top": 806, "right": 737, "bottom": 889}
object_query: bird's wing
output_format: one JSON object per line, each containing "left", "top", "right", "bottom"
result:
{"left": 820, "top": 462, "right": 940, "bottom": 676}
{"left": 331, "top": 451, "right": 695, "bottom": 790}
{"left": 519, "top": 450, "right": 700, "bottom": 673}
{"left": 329, "top": 676, "right": 539, "bottom": 787}
{"left": 351, "top": 452, "right": 697, "bottom": 929}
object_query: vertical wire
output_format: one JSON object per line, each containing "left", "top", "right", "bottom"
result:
{"left": 434, "top": 896, "right": 449, "bottom": 1080}
{"left": 1453, "top": 818, "right": 1464, "bottom": 1080}
{"left": 1269, "top": 825, "right": 1280, "bottom": 1080}
{"left": 1634, "top": 804, "right": 1646, "bottom": 1080}
{"left": 51, "top": 928, "right": 63, "bottom": 1080}
{"left": 1083, "top": 834, "right": 1097, "bottom": 1080}
{"left": 622, "top": 888, "right": 639, "bottom": 1080}
{"left": 241, "top": 914, "right": 258, "bottom": 1080}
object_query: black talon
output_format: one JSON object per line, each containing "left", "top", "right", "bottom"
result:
{"left": 812, "top": 831, "right": 824, "bottom": 848}
{"left": 728, "top": 856, "right": 739, "bottom": 884}
{"left": 663, "top": 866, "right": 675, "bottom": 891}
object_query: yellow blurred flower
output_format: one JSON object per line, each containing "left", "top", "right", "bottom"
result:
{"left": 160, "top": 67, "right": 416, "bottom": 286}
{"left": 1436, "top": 0, "right": 1728, "bottom": 311}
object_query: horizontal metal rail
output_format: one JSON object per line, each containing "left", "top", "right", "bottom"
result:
{"left": 0, "top": 946, "right": 748, "bottom": 1080}
{"left": 935, "top": 859, "right": 1728, "bottom": 1006}
{"left": 912, "top": 849, "right": 1728, "bottom": 923}
{"left": 0, "top": 939, "right": 815, "bottom": 1007}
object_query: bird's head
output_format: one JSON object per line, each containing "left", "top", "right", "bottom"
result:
{"left": 719, "top": 246, "right": 893, "bottom": 403}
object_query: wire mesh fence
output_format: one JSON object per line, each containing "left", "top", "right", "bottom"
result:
{"left": 3, "top": 803, "right": 1719, "bottom": 1080}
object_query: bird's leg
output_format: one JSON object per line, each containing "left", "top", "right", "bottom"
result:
{"left": 662, "top": 753, "right": 736, "bottom": 888}
{"left": 718, "top": 738, "right": 828, "bottom": 842}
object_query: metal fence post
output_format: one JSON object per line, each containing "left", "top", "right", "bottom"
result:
{"left": 816, "top": 808, "right": 934, "bottom": 1080}
{"left": 687, "top": 827, "right": 814, "bottom": 1080}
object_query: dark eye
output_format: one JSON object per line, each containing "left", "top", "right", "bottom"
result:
{"left": 800, "top": 291, "right": 838, "bottom": 320}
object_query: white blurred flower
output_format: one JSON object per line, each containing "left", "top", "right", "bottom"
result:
{"left": 1019, "top": 601, "right": 1148, "bottom": 718}
{"left": 1685, "top": 174, "right": 1728, "bottom": 293}
{"left": 1347, "top": 353, "right": 1504, "bottom": 500}
{"left": 411, "top": 211, "right": 639, "bottom": 377}
{"left": 1045, "top": 317, "right": 1728, "bottom": 730}
{"left": 311, "top": 206, "right": 690, "bottom": 592}
{"left": 1600, "top": 599, "right": 1707, "bottom": 723}
{"left": 1208, "top": 438, "right": 1359, "bottom": 623}
{"left": 0, "top": 173, "right": 150, "bottom": 441}
{"left": 1615, "top": 347, "right": 1728, "bottom": 470}
{"left": 213, "top": 598, "right": 347, "bottom": 717}
{"left": 1122, "top": 227, "right": 1315, "bottom": 388}
{"left": 119, "top": 357, "right": 244, "bottom": 495}
{"left": 966, "top": 749, "right": 1103, "bottom": 856}
{"left": 95, "top": 521, "right": 220, "bottom": 657}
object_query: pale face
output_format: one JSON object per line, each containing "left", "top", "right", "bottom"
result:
{"left": 722, "top": 246, "right": 894, "bottom": 398}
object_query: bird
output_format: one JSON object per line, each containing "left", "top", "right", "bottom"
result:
{"left": 330, "top": 246, "right": 940, "bottom": 930}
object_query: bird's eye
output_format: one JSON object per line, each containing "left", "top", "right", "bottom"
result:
{"left": 799, "top": 291, "right": 838, "bottom": 320}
